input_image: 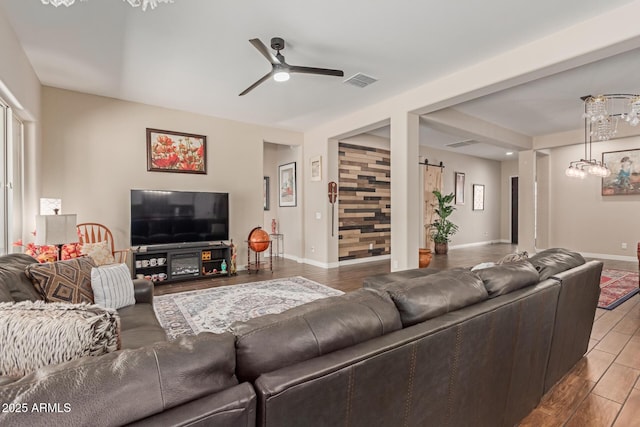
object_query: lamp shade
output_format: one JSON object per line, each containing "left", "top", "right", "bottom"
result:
{"left": 35, "top": 214, "right": 78, "bottom": 245}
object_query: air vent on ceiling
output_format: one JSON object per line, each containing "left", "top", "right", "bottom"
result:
{"left": 343, "top": 73, "right": 378, "bottom": 88}
{"left": 446, "top": 140, "right": 479, "bottom": 149}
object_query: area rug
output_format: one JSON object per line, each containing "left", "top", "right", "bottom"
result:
{"left": 598, "top": 269, "right": 640, "bottom": 310}
{"left": 154, "top": 276, "right": 344, "bottom": 340}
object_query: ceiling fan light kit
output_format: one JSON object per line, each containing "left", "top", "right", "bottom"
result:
{"left": 41, "top": 0, "right": 173, "bottom": 11}
{"left": 239, "top": 37, "right": 344, "bottom": 96}
{"left": 565, "top": 93, "right": 640, "bottom": 180}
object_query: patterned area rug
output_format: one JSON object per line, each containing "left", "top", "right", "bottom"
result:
{"left": 154, "top": 276, "right": 344, "bottom": 340}
{"left": 599, "top": 269, "right": 640, "bottom": 310}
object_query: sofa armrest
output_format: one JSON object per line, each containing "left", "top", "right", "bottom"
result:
{"left": 133, "top": 279, "right": 154, "bottom": 304}
{"left": 126, "top": 383, "right": 256, "bottom": 427}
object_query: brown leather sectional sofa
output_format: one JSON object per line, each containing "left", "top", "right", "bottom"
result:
{"left": 0, "top": 248, "right": 602, "bottom": 427}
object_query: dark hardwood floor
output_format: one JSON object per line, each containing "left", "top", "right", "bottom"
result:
{"left": 154, "top": 243, "right": 640, "bottom": 426}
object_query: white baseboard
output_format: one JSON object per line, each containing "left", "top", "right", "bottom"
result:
{"left": 338, "top": 254, "right": 391, "bottom": 267}
{"left": 578, "top": 251, "right": 637, "bottom": 263}
{"left": 449, "top": 240, "right": 507, "bottom": 250}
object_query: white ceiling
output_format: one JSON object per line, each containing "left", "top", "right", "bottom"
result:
{"left": 1, "top": 0, "right": 639, "bottom": 160}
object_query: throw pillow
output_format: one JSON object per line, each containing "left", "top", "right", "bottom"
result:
{"left": 61, "top": 242, "right": 82, "bottom": 260}
{"left": 475, "top": 260, "right": 540, "bottom": 297}
{"left": 25, "top": 257, "right": 97, "bottom": 304}
{"left": 81, "top": 240, "right": 116, "bottom": 266}
{"left": 91, "top": 263, "right": 136, "bottom": 309}
{"left": 0, "top": 300, "right": 120, "bottom": 377}
{"left": 496, "top": 251, "right": 529, "bottom": 265}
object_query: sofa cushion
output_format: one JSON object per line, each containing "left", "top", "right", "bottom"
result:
{"left": 528, "top": 248, "right": 586, "bottom": 281}
{"left": 117, "top": 303, "right": 167, "bottom": 349}
{"left": 363, "top": 267, "right": 440, "bottom": 291}
{"left": 0, "top": 253, "right": 42, "bottom": 302}
{"left": 0, "top": 333, "right": 238, "bottom": 426}
{"left": 476, "top": 260, "right": 540, "bottom": 297}
{"left": 231, "top": 288, "right": 402, "bottom": 382}
{"left": 91, "top": 263, "right": 136, "bottom": 309}
{"left": 25, "top": 257, "right": 96, "bottom": 304}
{"left": 0, "top": 301, "right": 120, "bottom": 377}
{"left": 384, "top": 268, "right": 489, "bottom": 327}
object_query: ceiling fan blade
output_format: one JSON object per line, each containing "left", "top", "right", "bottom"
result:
{"left": 239, "top": 71, "right": 273, "bottom": 96}
{"left": 249, "top": 38, "right": 281, "bottom": 65}
{"left": 290, "top": 65, "right": 344, "bottom": 77}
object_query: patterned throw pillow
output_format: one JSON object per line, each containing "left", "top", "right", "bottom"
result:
{"left": 80, "top": 240, "right": 116, "bottom": 266}
{"left": 0, "top": 301, "right": 120, "bottom": 377}
{"left": 25, "top": 257, "right": 97, "bottom": 304}
{"left": 91, "top": 263, "right": 136, "bottom": 309}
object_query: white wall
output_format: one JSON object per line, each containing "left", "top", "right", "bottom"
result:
{"left": 419, "top": 146, "right": 502, "bottom": 247}
{"left": 0, "top": 8, "right": 42, "bottom": 241}
{"left": 41, "top": 87, "right": 303, "bottom": 267}
{"left": 303, "top": 2, "right": 640, "bottom": 268}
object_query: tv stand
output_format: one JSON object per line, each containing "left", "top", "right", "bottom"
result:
{"left": 132, "top": 243, "right": 231, "bottom": 284}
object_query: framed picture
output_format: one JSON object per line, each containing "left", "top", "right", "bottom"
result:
{"left": 602, "top": 148, "right": 640, "bottom": 195}
{"left": 279, "top": 162, "right": 297, "bottom": 207}
{"left": 473, "top": 184, "right": 485, "bottom": 210}
{"left": 147, "top": 128, "right": 207, "bottom": 174}
{"left": 310, "top": 155, "right": 322, "bottom": 181}
{"left": 455, "top": 172, "right": 465, "bottom": 205}
{"left": 263, "top": 176, "right": 270, "bottom": 211}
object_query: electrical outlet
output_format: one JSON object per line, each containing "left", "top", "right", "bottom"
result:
{"left": 369, "top": 243, "right": 374, "bottom": 250}
{"left": 621, "top": 242, "right": 628, "bottom": 249}
{"left": 311, "top": 246, "right": 315, "bottom": 253}
{"left": 393, "top": 260, "right": 399, "bottom": 270}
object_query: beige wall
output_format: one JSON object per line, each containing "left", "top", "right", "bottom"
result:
{"left": 547, "top": 137, "right": 640, "bottom": 259}
{"left": 419, "top": 146, "right": 502, "bottom": 247}
{"left": 41, "top": 87, "right": 303, "bottom": 267}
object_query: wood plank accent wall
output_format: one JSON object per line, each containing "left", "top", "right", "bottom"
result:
{"left": 338, "top": 142, "right": 391, "bottom": 261}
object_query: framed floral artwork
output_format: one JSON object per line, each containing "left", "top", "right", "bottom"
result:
{"left": 279, "top": 162, "right": 297, "bottom": 207}
{"left": 147, "top": 128, "right": 207, "bottom": 174}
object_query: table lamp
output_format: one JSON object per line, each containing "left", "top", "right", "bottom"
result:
{"left": 35, "top": 214, "right": 77, "bottom": 261}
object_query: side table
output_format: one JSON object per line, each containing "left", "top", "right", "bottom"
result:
{"left": 270, "top": 233, "right": 284, "bottom": 257}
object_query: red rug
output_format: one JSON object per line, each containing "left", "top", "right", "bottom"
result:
{"left": 598, "top": 269, "right": 640, "bottom": 310}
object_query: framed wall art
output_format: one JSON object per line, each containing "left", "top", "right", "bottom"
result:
{"left": 263, "top": 176, "right": 270, "bottom": 211}
{"left": 310, "top": 155, "right": 322, "bottom": 181}
{"left": 473, "top": 184, "right": 485, "bottom": 211}
{"left": 455, "top": 172, "right": 465, "bottom": 205}
{"left": 279, "top": 162, "right": 297, "bottom": 207}
{"left": 602, "top": 148, "right": 640, "bottom": 195}
{"left": 147, "top": 128, "right": 207, "bottom": 174}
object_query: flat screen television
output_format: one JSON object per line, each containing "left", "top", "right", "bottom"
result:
{"left": 130, "top": 189, "right": 229, "bottom": 246}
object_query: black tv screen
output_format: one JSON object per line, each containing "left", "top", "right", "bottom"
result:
{"left": 130, "top": 189, "right": 229, "bottom": 246}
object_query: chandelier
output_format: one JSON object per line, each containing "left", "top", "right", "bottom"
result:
{"left": 565, "top": 94, "right": 640, "bottom": 179}
{"left": 41, "top": 0, "right": 173, "bottom": 11}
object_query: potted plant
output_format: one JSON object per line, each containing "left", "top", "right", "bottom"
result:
{"left": 428, "top": 190, "right": 459, "bottom": 254}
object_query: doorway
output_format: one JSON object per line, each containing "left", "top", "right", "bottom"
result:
{"left": 511, "top": 176, "right": 518, "bottom": 244}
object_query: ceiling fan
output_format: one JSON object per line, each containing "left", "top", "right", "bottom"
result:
{"left": 239, "top": 37, "right": 344, "bottom": 96}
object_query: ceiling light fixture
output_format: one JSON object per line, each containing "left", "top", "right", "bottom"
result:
{"left": 41, "top": 0, "right": 173, "bottom": 11}
{"left": 273, "top": 66, "right": 290, "bottom": 82}
{"left": 563, "top": 95, "right": 640, "bottom": 179}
